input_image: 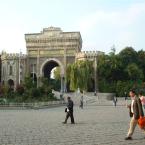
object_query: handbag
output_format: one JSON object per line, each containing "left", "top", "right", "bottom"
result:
{"left": 138, "top": 116, "right": 145, "bottom": 129}
{"left": 65, "top": 108, "right": 69, "bottom": 113}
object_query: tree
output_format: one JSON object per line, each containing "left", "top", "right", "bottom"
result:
{"left": 16, "top": 84, "right": 24, "bottom": 95}
{"left": 52, "top": 67, "right": 61, "bottom": 91}
{"left": 137, "top": 50, "right": 145, "bottom": 81}
{"left": 97, "top": 47, "right": 145, "bottom": 94}
{"left": 97, "top": 54, "right": 111, "bottom": 81}
{"left": 67, "top": 60, "right": 93, "bottom": 92}
{"left": 97, "top": 53, "right": 123, "bottom": 82}
{"left": 53, "top": 67, "right": 61, "bottom": 80}
{"left": 0, "top": 84, "right": 9, "bottom": 98}
{"left": 126, "top": 63, "right": 144, "bottom": 81}
{"left": 119, "top": 47, "right": 138, "bottom": 66}
{"left": 23, "top": 76, "right": 35, "bottom": 89}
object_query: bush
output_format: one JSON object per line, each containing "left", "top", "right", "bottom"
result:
{"left": 16, "top": 84, "right": 24, "bottom": 95}
{"left": 98, "top": 80, "right": 116, "bottom": 93}
{"left": 114, "top": 80, "right": 143, "bottom": 97}
{"left": 30, "top": 88, "right": 41, "bottom": 99}
{"left": 1, "top": 76, "right": 60, "bottom": 103}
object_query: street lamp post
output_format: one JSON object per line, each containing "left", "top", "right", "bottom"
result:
{"left": 94, "top": 54, "right": 98, "bottom": 96}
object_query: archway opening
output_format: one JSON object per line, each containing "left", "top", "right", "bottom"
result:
{"left": 43, "top": 60, "right": 61, "bottom": 91}
{"left": 43, "top": 60, "right": 59, "bottom": 78}
{"left": 8, "top": 79, "right": 14, "bottom": 90}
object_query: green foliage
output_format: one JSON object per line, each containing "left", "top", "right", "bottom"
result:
{"left": 53, "top": 67, "right": 61, "bottom": 80}
{"left": 67, "top": 60, "right": 93, "bottom": 92}
{"left": 30, "top": 88, "right": 41, "bottom": 98}
{"left": 16, "top": 84, "right": 24, "bottom": 95}
{"left": 119, "top": 47, "right": 138, "bottom": 66}
{"left": 0, "top": 84, "right": 10, "bottom": 98}
{"left": 126, "top": 63, "right": 144, "bottom": 80}
{"left": 98, "top": 80, "right": 116, "bottom": 93}
{"left": 23, "top": 76, "right": 36, "bottom": 89}
{"left": 116, "top": 81, "right": 133, "bottom": 97}
{"left": 97, "top": 46, "right": 145, "bottom": 96}
{"left": 0, "top": 75, "right": 57, "bottom": 103}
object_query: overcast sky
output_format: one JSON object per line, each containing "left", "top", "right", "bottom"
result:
{"left": 0, "top": 0, "right": 145, "bottom": 54}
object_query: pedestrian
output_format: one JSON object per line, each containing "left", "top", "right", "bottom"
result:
{"left": 125, "top": 91, "right": 128, "bottom": 107}
{"left": 125, "top": 92, "right": 127, "bottom": 100}
{"left": 113, "top": 96, "right": 117, "bottom": 107}
{"left": 139, "top": 91, "right": 145, "bottom": 110}
{"left": 125, "top": 89, "right": 145, "bottom": 140}
{"left": 79, "top": 96, "right": 83, "bottom": 109}
{"left": 62, "top": 96, "right": 75, "bottom": 124}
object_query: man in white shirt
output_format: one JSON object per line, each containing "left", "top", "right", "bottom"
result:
{"left": 125, "top": 89, "right": 144, "bottom": 140}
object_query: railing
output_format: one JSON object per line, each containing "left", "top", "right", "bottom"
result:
{"left": 0, "top": 100, "right": 66, "bottom": 109}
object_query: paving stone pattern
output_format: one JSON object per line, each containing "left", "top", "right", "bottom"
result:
{"left": 0, "top": 104, "right": 145, "bottom": 145}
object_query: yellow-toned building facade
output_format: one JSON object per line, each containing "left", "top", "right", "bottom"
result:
{"left": 1, "top": 27, "right": 82, "bottom": 92}
{"left": 1, "top": 27, "right": 103, "bottom": 92}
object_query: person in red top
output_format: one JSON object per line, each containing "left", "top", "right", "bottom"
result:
{"left": 139, "top": 91, "right": 145, "bottom": 109}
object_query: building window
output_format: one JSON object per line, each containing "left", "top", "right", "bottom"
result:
{"left": 9, "top": 65, "right": 13, "bottom": 75}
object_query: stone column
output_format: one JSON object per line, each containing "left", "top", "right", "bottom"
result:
{"left": 61, "top": 75, "right": 64, "bottom": 93}
{"left": 60, "top": 74, "right": 65, "bottom": 99}
{"left": 63, "top": 46, "right": 67, "bottom": 92}
{"left": 37, "top": 48, "right": 40, "bottom": 88}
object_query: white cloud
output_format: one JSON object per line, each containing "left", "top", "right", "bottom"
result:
{"left": 0, "top": 24, "right": 26, "bottom": 54}
{"left": 77, "top": 2, "right": 145, "bottom": 53}
{"left": 78, "top": 2, "right": 145, "bottom": 32}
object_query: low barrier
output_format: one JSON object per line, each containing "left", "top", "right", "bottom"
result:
{"left": 0, "top": 100, "right": 66, "bottom": 109}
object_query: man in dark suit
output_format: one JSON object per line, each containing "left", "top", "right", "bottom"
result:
{"left": 125, "top": 89, "right": 144, "bottom": 140}
{"left": 63, "top": 96, "right": 75, "bottom": 124}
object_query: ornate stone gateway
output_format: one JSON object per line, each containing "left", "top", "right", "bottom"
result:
{"left": 1, "top": 27, "right": 103, "bottom": 93}
{"left": 25, "top": 27, "right": 82, "bottom": 92}
{"left": 1, "top": 27, "right": 82, "bottom": 92}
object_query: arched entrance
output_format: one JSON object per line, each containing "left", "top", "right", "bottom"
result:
{"left": 8, "top": 79, "right": 14, "bottom": 90}
{"left": 43, "top": 60, "right": 59, "bottom": 79}
{"left": 40, "top": 58, "right": 65, "bottom": 93}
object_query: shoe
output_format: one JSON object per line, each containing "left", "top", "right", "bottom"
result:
{"left": 71, "top": 122, "right": 75, "bottom": 124}
{"left": 62, "top": 122, "right": 67, "bottom": 124}
{"left": 125, "top": 137, "right": 132, "bottom": 140}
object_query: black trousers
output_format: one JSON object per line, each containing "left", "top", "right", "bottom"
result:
{"left": 65, "top": 111, "right": 74, "bottom": 123}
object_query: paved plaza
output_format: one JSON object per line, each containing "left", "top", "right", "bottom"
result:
{"left": 0, "top": 103, "right": 145, "bottom": 145}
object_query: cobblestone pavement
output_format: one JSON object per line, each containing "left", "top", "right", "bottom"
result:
{"left": 0, "top": 104, "right": 145, "bottom": 145}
